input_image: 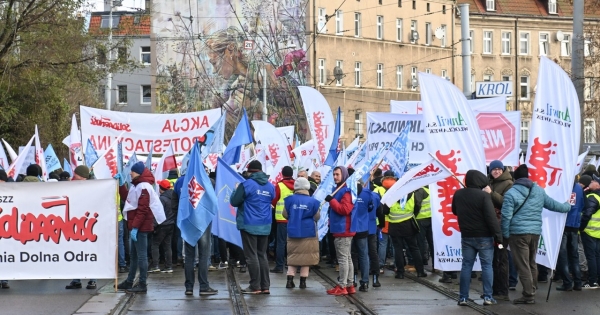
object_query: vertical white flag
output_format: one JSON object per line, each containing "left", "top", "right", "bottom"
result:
{"left": 2, "top": 139, "right": 18, "bottom": 162}
{"left": 298, "top": 86, "right": 335, "bottom": 165}
{"left": 6, "top": 135, "right": 35, "bottom": 179}
{"left": 576, "top": 147, "right": 590, "bottom": 175}
{"left": 68, "top": 114, "right": 85, "bottom": 170}
{"left": 252, "top": 120, "right": 292, "bottom": 184}
{"left": 34, "top": 125, "right": 48, "bottom": 180}
{"left": 0, "top": 140, "right": 9, "bottom": 170}
{"left": 419, "top": 72, "right": 486, "bottom": 271}
{"left": 527, "top": 57, "right": 581, "bottom": 269}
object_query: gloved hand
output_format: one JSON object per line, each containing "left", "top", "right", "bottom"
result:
{"left": 325, "top": 195, "right": 333, "bottom": 202}
{"left": 113, "top": 173, "right": 126, "bottom": 186}
{"left": 130, "top": 228, "right": 138, "bottom": 242}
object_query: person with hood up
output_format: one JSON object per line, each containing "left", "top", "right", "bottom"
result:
{"left": 23, "top": 164, "right": 41, "bottom": 182}
{"left": 149, "top": 180, "right": 176, "bottom": 273}
{"left": 453, "top": 170, "right": 502, "bottom": 306}
{"left": 230, "top": 160, "right": 276, "bottom": 294}
{"left": 373, "top": 170, "right": 394, "bottom": 274}
{"left": 501, "top": 164, "right": 571, "bottom": 304}
{"left": 270, "top": 166, "right": 295, "bottom": 273}
{"left": 579, "top": 174, "right": 600, "bottom": 289}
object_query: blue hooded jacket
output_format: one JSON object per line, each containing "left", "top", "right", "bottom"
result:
{"left": 565, "top": 183, "right": 584, "bottom": 229}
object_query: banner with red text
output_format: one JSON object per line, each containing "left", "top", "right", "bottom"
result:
{"left": 528, "top": 57, "right": 581, "bottom": 269}
{"left": 80, "top": 106, "right": 221, "bottom": 155}
{"left": 419, "top": 72, "right": 486, "bottom": 271}
{"left": 298, "top": 86, "right": 335, "bottom": 165}
{"left": 381, "top": 158, "right": 450, "bottom": 206}
{"left": 0, "top": 180, "right": 117, "bottom": 279}
{"left": 252, "top": 120, "right": 292, "bottom": 184}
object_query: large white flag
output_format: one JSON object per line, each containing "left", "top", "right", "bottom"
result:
{"left": 0, "top": 140, "right": 9, "bottom": 170}
{"left": 6, "top": 135, "right": 35, "bottom": 179}
{"left": 576, "top": 147, "right": 590, "bottom": 175}
{"left": 34, "top": 125, "right": 48, "bottom": 180}
{"left": 68, "top": 114, "right": 85, "bottom": 170}
{"left": 298, "top": 86, "right": 335, "bottom": 165}
{"left": 1, "top": 139, "right": 17, "bottom": 162}
{"left": 419, "top": 72, "right": 486, "bottom": 271}
{"left": 527, "top": 57, "right": 581, "bottom": 269}
{"left": 252, "top": 120, "right": 292, "bottom": 184}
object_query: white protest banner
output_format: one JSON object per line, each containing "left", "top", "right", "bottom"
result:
{"left": 390, "top": 97, "right": 506, "bottom": 114}
{"left": 390, "top": 101, "right": 423, "bottom": 114}
{"left": 2, "top": 139, "right": 18, "bottom": 162}
{"left": 236, "top": 148, "right": 252, "bottom": 172}
{"left": 419, "top": 72, "right": 486, "bottom": 271}
{"left": 80, "top": 106, "right": 221, "bottom": 155}
{"left": 298, "top": 86, "right": 335, "bottom": 165}
{"left": 17, "top": 145, "right": 36, "bottom": 174}
{"left": 277, "top": 125, "right": 295, "bottom": 159}
{"left": 67, "top": 114, "right": 85, "bottom": 170}
{"left": 0, "top": 180, "right": 117, "bottom": 280}
{"left": 252, "top": 120, "right": 292, "bottom": 183}
{"left": 381, "top": 158, "right": 450, "bottom": 206}
{"left": 367, "top": 113, "right": 427, "bottom": 164}
{"left": 292, "top": 140, "right": 319, "bottom": 173}
{"left": 527, "top": 57, "right": 580, "bottom": 269}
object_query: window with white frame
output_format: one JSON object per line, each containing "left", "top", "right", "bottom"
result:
{"left": 469, "top": 30, "right": 474, "bottom": 53}
{"left": 396, "top": 19, "right": 403, "bottom": 42}
{"left": 441, "top": 69, "right": 448, "bottom": 80}
{"left": 425, "top": 68, "right": 432, "bottom": 74}
{"left": 140, "top": 46, "right": 151, "bottom": 65}
{"left": 355, "top": 113, "right": 363, "bottom": 135}
{"left": 520, "top": 32, "right": 530, "bottom": 55}
{"left": 483, "top": 74, "right": 493, "bottom": 82}
{"left": 520, "top": 76, "right": 530, "bottom": 99}
{"left": 585, "top": 38, "right": 592, "bottom": 57}
{"left": 425, "top": 23, "right": 432, "bottom": 45}
{"left": 548, "top": 0, "right": 557, "bottom": 14}
{"left": 483, "top": 31, "right": 493, "bottom": 54}
{"left": 377, "top": 64, "right": 383, "bottom": 88}
{"left": 117, "top": 85, "right": 127, "bottom": 104}
{"left": 503, "top": 75, "right": 512, "bottom": 99}
{"left": 411, "top": 20, "right": 417, "bottom": 44}
{"left": 585, "top": 77, "right": 594, "bottom": 100}
{"left": 377, "top": 15, "right": 383, "bottom": 40}
{"left": 335, "top": 10, "right": 343, "bottom": 35}
{"left": 501, "top": 31, "right": 511, "bottom": 55}
{"left": 539, "top": 33, "right": 549, "bottom": 56}
{"left": 355, "top": 62, "right": 361, "bottom": 87}
{"left": 561, "top": 34, "right": 571, "bottom": 56}
{"left": 318, "top": 59, "right": 325, "bottom": 85}
{"left": 141, "top": 85, "right": 151, "bottom": 104}
{"left": 585, "top": 119, "right": 596, "bottom": 143}
{"left": 335, "top": 60, "right": 343, "bottom": 86}
{"left": 411, "top": 66, "right": 417, "bottom": 91}
{"left": 521, "top": 120, "right": 529, "bottom": 143}
{"left": 318, "top": 8, "right": 327, "bottom": 34}
{"left": 486, "top": 0, "right": 495, "bottom": 11}
{"left": 441, "top": 25, "right": 447, "bottom": 47}
{"left": 354, "top": 13, "right": 361, "bottom": 37}
{"left": 397, "top": 66, "right": 403, "bottom": 89}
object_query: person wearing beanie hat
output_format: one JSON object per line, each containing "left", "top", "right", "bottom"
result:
{"left": 270, "top": 166, "right": 296, "bottom": 273}
{"left": 23, "top": 164, "right": 41, "bottom": 182}
{"left": 501, "top": 165, "right": 571, "bottom": 303}
{"left": 149, "top": 179, "right": 176, "bottom": 274}
{"left": 59, "top": 171, "right": 71, "bottom": 181}
{"left": 282, "top": 176, "right": 321, "bottom": 289}
{"left": 230, "top": 158, "right": 275, "bottom": 294}
{"left": 73, "top": 165, "right": 90, "bottom": 180}
{"left": 579, "top": 175, "right": 593, "bottom": 190}
{"left": 131, "top": 161, "right": 145, "bottom": 177}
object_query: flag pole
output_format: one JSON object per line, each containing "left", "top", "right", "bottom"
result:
{"left": 90, "top": 130, "right": 126, "bottom": 170}
{"left": 319, "top": 183, "right": 347, "bottom": 207}
{"left": 427, "top": 152, "right": 466, "bottom": 188}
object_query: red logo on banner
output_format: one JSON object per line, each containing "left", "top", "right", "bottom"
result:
{"left": 188, "top": 176, "right": 205, "bottom": 208}
{"left": 313, "top": 111, "right": 329, "bottom": 163}
{"left": 476, "top": 113, "right": 515, "bottom": 162}
{"left": 436, "top": 150, "right": 463, "bottom": 236}
{"left": 90, "top": 116, "right": 131, "bottom": 132}
{"left": 414, "top": 163, "right": 440, "bottom": 178}
{"left": 268, "top": 144, "right": 281, "bottom": 166}
{"left": 528, "top": 137, "right": 563, "bottom": 188}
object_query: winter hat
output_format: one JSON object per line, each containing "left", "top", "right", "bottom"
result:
{"left": 26, "top": 164, "right": 39, "bottom": 177}
{"left": 585, "top": 164, "right": 597, "bottom": 173}
{"left": 74, "top": 165, "right": 90, "bottom": 179}
{"left": 131, "top": 161, "right": 145, "bottom": 175}
{"left": 247, "top": 160, "right": 262, "bottom": 172}
{"left": 158, "top": 179, "right": 172, "bottom": 190}
{"left": 333, "top": 166, "right": 350, "bottom": 182}
{"left": 294, "top": 177, "right": 310, "bottom": 191}
{"left": 282, "top": 166, "right": 293, "bottom": 177}
{"left": 0, "top": 169, "right": 7, "bottom": 181}
{"left": 514, "top": 164, "right": 529, "bottom": 180}
{"left": 383, "top": 170, "right": 396, "bottom": 178}
{"left": 579, "top": 175, "right": 593, "bottom": 188}
{"left": 489, "top": 160, "right": 504, "bottom": 172}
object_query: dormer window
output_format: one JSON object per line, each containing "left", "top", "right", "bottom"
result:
{"left": 486, "top": 0, "right": 495, "bottom": 11}
{"left": 548, "top": 0, "right": 557, "bottom": 14}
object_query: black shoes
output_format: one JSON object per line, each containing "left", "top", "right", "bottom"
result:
{"left": 439, "top": 275, "right": 452, "bottom": 283}
{"left": 270, "top": 268, "right": 283, "bottom": 273}
{"left": 372, "top": 274, "right": 381, "bottom": 287}
{"left": 185, "top": 288, "right": 193, "bottom": 296}
{"left": 239, "top": 265, "right": 247, "bottom": 273}
{"left": 286, "top": 276, "right": 295, "bottom": 289}
{"left": 359, "top": 283, "right": 368, "bottom": 292}
{"left": 1, "top": 282, "right": 9, "bottom": 289}
{"left": 395, "top": 272, "right": 404, "bottom": 279}
{"left": 118, "top": 266, "right": 128, "bottom": 273}
{"left": 65, "top": 282, "right": 82, "bottom": 289}
{"left": 126, "top": 284, "right": 147, "bottom": 294}
{"left": 417, "top": 272, "right": 428, "bottom": 277}
{"left": 86, "top": 281, "right": 97, "bottom": 289}
{"left": 299, "top": 277, "right": 307, "bottom": 289}
{"left": 199, "top": 287, "right": 218, "bottom": 295}
{"left": 116, "top": 280, "right": 133, "bottom": 291}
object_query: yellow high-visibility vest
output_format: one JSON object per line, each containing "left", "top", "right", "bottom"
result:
{"left": 275, "top": 182, "right": 294, "bottom": 221}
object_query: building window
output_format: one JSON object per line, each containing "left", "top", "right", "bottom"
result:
{"left": 412, "top": 0, "right": 416, "bottom": 10}
{"left": 520, "top": 76, "right": 530, "bottom": 100}
{"left": 377, "top": 64, "right": 383, "bottom": 88}
{"left": 503, "top": 75, "right": 512, "bottom": 99}
{"left": 396, "top": 19, "right": 403, "bottom": 42}
{"left": 117, "top": 85, "right": 127, "bottom": 104}
{"left": 355, "top": 113, "right": 363, "bottom": 135}
{"left": 486, "top": 0, "right": 495, "bottom": 11}
{"left": 585, "top": 77, "right": 594, "bottom": 100}
{"left": 317, "top": 8, "right": 327, "bottom": 34}
{"left": 585, "top": 38, "right": 592, "bottom": 57}
{"left": 561, "top": 34, "right": 571, "bottom": 57}
{"left": 483, "top": 31, "right": 493, "bottom": 54}
{"left": 140, "top": 46, "right": 151, "bottom": 65}
{"left": 521, "top": 120, "right": 529, "bottom": 143}
{"left": 425, "top": 23, "right": 432, "bottom": 45}
{"left": 585, "top": 119, "right": 596, "bottom": 143}
{"left": 411, "top": 66, "right": 417, "bottom": 91}
{"left": 318, "top": 59, "right": 325, "bottom": 85}
{"left": 426, "top": 68, "right": 432, "bottom": 74}
{"left": 141, "top": 85, "right": 151, "bottom": 104}
{"left": 501, "top": 31, "right": 511, "bottom": 55}
{"left": 441, "top": 25, "right": 447, "bottom": 47}
{"left": 483, "top": 74, "right": 493, "bottom": 82}
{"left": 335, "top": 60, "right": 343, "bottom": 86}
{"left": 427, "top": 3, "right": 430, "bottom": 12}
{"left": 398, "top": 0, "right": 402, "bottom": 8}
{"left": 117, "top": 47, "right": 127, "bottom": 64}
{"left": 101, "top": 15, "right": 120, "bottom": 28}
{"left": 397, "top": 66, "right": 403, "bottom": 89}
{"left": 469, "top": 30, "right": 474, "bottom": 53}
{"left": 520, "top": 32, "right": 530, "bottom": 55}
{"left": 336, "top": 10, "right": 344, "bottom": 35}
{"left": 410, "top": 20, "right": 418, "bottom": 44}
{"left": 96, "top": 47, "right": 107, "bottom": 65}
{"left": 442, "top": 5, "right": 446, "bottom": 14}
{"left": 549, "top": 0, "right": 557, "bottom": 14}
{"left": 539, "top": 33, "right": 549, "bottom": 56}
{"left": 441, "top": 69, "right": 448, "bottom": 80}
{"left": 377, "top": 15, "right": 383, "bottom": 40}
{"left": 354, "top": 13, "right": 361, "bottom": 37}
{"left": 355, "top": 62, "right": 361, "bottom": 87}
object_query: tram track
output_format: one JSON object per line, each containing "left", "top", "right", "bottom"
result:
{"left": 226, "top": 266, "right": 250, "bottom": 315}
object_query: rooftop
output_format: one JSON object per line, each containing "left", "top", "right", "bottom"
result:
{"left": 460, "top": 0, "right": 600, "bottom": 18}
{"left": 88, "top": 11, "right": 150, "bottom": 36}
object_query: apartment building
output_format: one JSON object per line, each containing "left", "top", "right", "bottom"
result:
{"left": 312, "top": 0, "right": 455, "bottom": 141}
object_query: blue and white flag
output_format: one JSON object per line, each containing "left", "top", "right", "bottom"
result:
{"left": 179, "top": 151, "right": 190, "bottom": 176}
{"left": 122, "top": 153, "right": 139, "bottom": 184}
{"left": 222, "top": 108, "right": 253, "bottom": 165}
{"left": 383, "top": 123, "right": 411, "bottom": 178}
{"left": 85, "top": 139, "right": 100, "bottom": 168}
{"left": 63, "top": 158, "right": 72, "bottom": 176}
{"left": 177, "top": 142, "right": 218, "bottom": 245}
{"left": 201, "top": 114, "right": 226, "bottom": 160}
{"left": 348, "top": 142, "right": 368, "bottom": 169}
{"left": 44, "top": 144, "right": 61, "bottom": 173}
{"left": 117, "top": 141, "right": 124, "bottom": 178}
{"left": 145, "top": 142, "right": 154, "bottom": 170}
{"left": 324, "top": 107, "right": 341, "bottom": 166}
{"left": 214, "top": 157, "right": 244, "bottom": 248}
{"left": 312, "top": 166, "right": 335, "bottom": 240}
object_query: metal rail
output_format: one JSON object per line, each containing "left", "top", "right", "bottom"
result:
{"left": 312, "top": 268, "right": 378, "bottom": 315}
{"left": 227, "top": 266, "right": 250, "bottom": 315}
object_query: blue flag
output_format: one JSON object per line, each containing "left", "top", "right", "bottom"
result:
{"left": 145, "top": 142, "right": 154, "bottom": 170}
{"left": 222, "top": 108, "right": 253, "bottom": 165}
{"left": 122, "top": 153, "right": 138, "bottom": 184}
{"left": 117, "top": 141, "right": 123, "bottom": 177}
{"left": 63, "top": 158, "right": 72, "bottom": 176}
{"left": 201, "top": 114, "right": 226, "bottom": 161}
{"left": 177, "top": 141, "right": 218, "bottom": 245}
{"left": 214, "top": 157, "right": 244, "bottom": 248}
{"left": 324, "top": 107, "right": 341, "bottom": 166}
{"left": 312, "top": 166, "right": 336, "bottom": 240}
{"left": 179, "top": 151, "right": 190, "bottom": 176}
{"left": 384, "top": 124, "right": 411, "bottom": 179}
{"left": 44, "top": 144, "right": 61, "bottom": 173}
{"left": 85, "top": 139, "right": 100, "bottom": 168}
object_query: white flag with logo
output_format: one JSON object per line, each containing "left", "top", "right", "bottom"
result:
{"left": 381, "top": 158, "right": 450, "bottom": 206}
{"left": 419, "top": 72, "right": 486, "bottom": 271}
{"left": 527, "top": 57, "right": 580, "bottom": 269}
{"left": 252, "top": 120, "right": 291, "bottom": 184}
{"left": 298, "top": 86, "right": 335, "bottom": 165}
{"left": 6, "top": 135, "right": 35, "bottom": 180}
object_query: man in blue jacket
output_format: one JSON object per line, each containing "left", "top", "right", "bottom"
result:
{"left": 350, "top": 180, "right": 373, "bottom": 292}
{"left": 230, "top": 160, "right": 275, "bottom": 295}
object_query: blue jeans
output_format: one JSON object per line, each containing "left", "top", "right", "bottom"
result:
{"left": 508, "top": 250, "right": 518, "bottom": 287}
{"left": 275, "top": 223, "right": 287, "bottom": 270}
{"left": 184, "top": 223, "right": 212, "bottom": 290}
{"left": 118, "top": 221, "right": 126, "bottom": 267}
{"left": 459, "top": 237, "right": 494, "bottom": 300}
{"left": 352, "top": 237, "right": 369, "bottom": 284}
{"left": 126, "top": 231, "right": 149, "bottom": 285}
{"left": 581, "top": 232, "right": 600, "bottom": 284}
{"left": 378, "top": 232, "right": 389, "bottom": 267}
{"left": 557, "top": 229, "right": 582, "bottom": 288}
{"left": 0, "top": 280, "right": 7, "bottom": 284}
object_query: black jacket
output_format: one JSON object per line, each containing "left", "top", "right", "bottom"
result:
{"left": 452, "top": 170, "right": 502, "bottom": 243}
{"left": 307, "top": 176, "right": 318, "bottom": 196}
{"left": 159, "top": 189, "right": 176, "bottom": 226}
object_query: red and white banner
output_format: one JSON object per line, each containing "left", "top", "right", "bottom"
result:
{"left": 391, "top": 96, "right": 506, "bottom": 114}
{"left": 476, "top": 111, "right": 521, "bottom": 165}
{"left": 252, "top": 120, "right": 291, "bottom": 184}
{"left": 381, "top": 158, "right": 450, "bottom": 206}
{"left": 292, "top": 140, "right": 319, "bottom": 173}
{"left": 80, "top": 106, "right": 221, "bottom": 155}
{"left": 298, "top": 86, "right": 335, "bottom": 165}
{"left": 153, "top": 144, "right": 177, "bottom": 185}
{"left": 34, "top": 125, "right": 48, "bottom": 181}
{"left": 235, "top": 148, "right": 252, "bottom": 172}
{"left": 528, "top": 57, "right": 581, "bottom": 269}
{"left": 6, "top": 135, "right": 34, "bottom": 180}
{"left": 0, "top": 180, "right": 117, "bottom": 279}
{"left": 419, "top": 72, "right": 486, "bottom": 271}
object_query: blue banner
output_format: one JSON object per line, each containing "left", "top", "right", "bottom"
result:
{"left": 312, "top": 166, "right": 335, "bottom": 241}
{"left": 63, "top": 158, "right": 72, "bottom": 176}
{"left": 214, "top": 157, "right": 244, "bottom": 248}
{"left": 85, "top": 139, "right": 99, "bottom": 168}
{"left": 44, "top": 144, "right": 61, "bottom": 173}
